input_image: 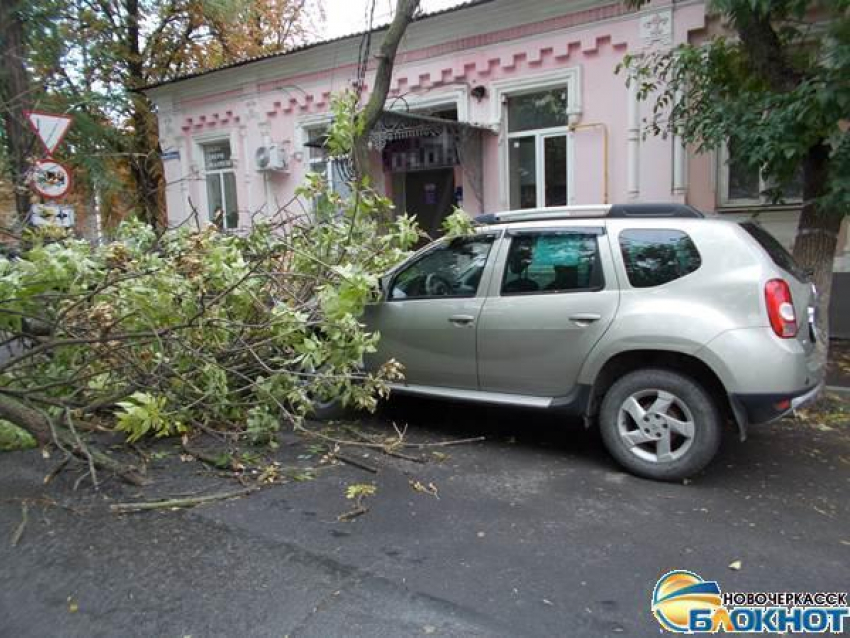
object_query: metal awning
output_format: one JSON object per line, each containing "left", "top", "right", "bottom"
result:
{"left": 370, "top": 110, "right": 493, "bottom": 151}
{"left": 303, "top": 110, "right": 493, "bottom": 151}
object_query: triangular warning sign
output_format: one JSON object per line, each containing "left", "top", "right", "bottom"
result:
{"left": 26, "top": 111, "right": 72, "bottom": 155}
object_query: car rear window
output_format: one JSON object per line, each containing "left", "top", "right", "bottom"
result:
{"left": 739, "top": 222, "right": 808, "bottom": 282}
{"left": 618, "top": 229, "right": 702, "bottom": 288}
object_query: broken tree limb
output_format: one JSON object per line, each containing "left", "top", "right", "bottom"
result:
{"left": 110, "top": 486, "right": 259, "bottom": 513}
{"left": 334, "top": 453, "right": 379, "bottom": 474}
{"left": 10, "top": 502, "right": 28, "bottom": 547}
{"left": 403, "top": 436, "right": 486, "bottom": 448}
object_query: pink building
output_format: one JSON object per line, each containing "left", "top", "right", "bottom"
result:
{"left": 143, "top": 0, "right": 848, "bottom": 333}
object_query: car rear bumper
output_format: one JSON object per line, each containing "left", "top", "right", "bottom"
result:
{"left": 731, "top": 381, "right": 824, "bottom": 426}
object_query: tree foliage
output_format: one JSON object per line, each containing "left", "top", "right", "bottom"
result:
{"left": 619, "top": 0, "right": 850, "bottom": 342}
{"left": 620, "top": 0, "right": 849, "bottom": 210}
{"left": 0, "top": 93, "right": 423, "bottom": 479}
{"left": 1, "top": 0, "right": 321, "bottom": 228}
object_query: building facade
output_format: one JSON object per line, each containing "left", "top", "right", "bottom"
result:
{"left": 143, "top": 0, "right": 848, "bottom": 335}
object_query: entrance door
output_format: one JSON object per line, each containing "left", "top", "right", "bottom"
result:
{"left": 405, "top": 169, "right": 455, "bottom": 237}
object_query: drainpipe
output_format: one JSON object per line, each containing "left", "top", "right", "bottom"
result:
{"left": 568, "top": 122, "right": 610, "bottom": 205}
{"left": 627, "top": 76, "right": 640, "bottom": 199}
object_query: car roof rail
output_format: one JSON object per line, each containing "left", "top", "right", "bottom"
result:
{"left": 474, "top": 203, "right": 704, "bottom": 225}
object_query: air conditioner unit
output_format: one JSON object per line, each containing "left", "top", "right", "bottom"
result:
{"left": 255, "top": 144, "right": 288, "bottom": 172}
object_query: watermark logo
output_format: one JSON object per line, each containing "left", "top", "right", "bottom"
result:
{"left": 651, "top": 570, "right": 849, "bottom": 633}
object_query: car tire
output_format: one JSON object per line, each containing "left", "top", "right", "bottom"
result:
{"left": 599, "top": 368, "right": 721, "bottom": 481}
{"left": 307, "top": 397, "right": 348, "bottom": 422}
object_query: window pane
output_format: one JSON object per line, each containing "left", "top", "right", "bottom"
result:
{"left": 307, "top": 128, "right": 328, "bottom": 162}
{"left": 203, "top": 142, "right": 233, "bottom": 171}
{"left": 619, "top": 229, "right": 702, "bottom": 288}
{"left": 206, "top": 174, "right": 223, "bottom": 225}
{"left": 391, "top": 236, "right": 494, "bottom": 300}
{"left": 223, "top": 172, "right": 238, "bottom": 229}
{"left": 508, "top": 88, "right": 568, "bottom": 132}
{"left": 544, "top": 135, "right": 567, "bottom": 207}
{"left": 502, "top": 232, "right": 603, "bottom": 295}
{"left": 509, "top": 136, "right": 537, "bottom": 209}
{"left": 727, "top": 140, "right": 760, "bottom": 201}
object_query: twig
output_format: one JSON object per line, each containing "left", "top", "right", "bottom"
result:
{"left": 67, "top": 410, "right": 98, "bottom": 490}
{"left": 403, "top": 436, "right": 486, "bottom": 448}
{"left": 337, "top": 505, "right": 368, "bottom": 522}
{"left": 43, "top": 455, "right": 71, "bottom": 485}
{"left": 10, "top": 502, "right": 28, "bottom": 547}
{"left": 334, "top": 453, "right": 379, "bottom": 474}
{"left": 110, "top": 487, "right": 260, "bottom": 514}
{"left": 379, "top": 447, "right": 426, "bottom": 463}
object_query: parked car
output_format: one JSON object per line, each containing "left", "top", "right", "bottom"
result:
{"left": 353, "top": 203, "right": 823, "bottom": 481}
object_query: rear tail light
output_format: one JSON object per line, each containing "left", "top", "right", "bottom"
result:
{"left": 765, "top": 279, "right": 798, "bottom": 338}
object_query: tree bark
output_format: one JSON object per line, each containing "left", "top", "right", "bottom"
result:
{"left": 0, "top": 394, "right": 148, "bottom": 485}
{"left": 0, "top": 0, "right": 36, "bottom": 220}
{"left": 125, "top": 0, "right": 165, "bottom": 228}
{"left": 352, "top": 0, "right": 421, "bottom": 185}
{"left": 792, "top": 143, "right": 841, "bottom": 347}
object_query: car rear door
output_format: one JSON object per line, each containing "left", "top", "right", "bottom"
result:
{"left": 363, "top": 234, "right": 498, "bottom": 389}
{"left": 476, "top": 225, "right": 619, "bottom": 396}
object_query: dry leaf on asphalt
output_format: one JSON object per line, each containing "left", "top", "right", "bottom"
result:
{"left": 409, "top": 480, "right": 439, "bottom": 498}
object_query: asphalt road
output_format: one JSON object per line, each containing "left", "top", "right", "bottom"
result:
{"left": 1, "top": 396, "right": 848, "bottom": 637}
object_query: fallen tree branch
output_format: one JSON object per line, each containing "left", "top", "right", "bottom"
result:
{"left": 109, "top": 487, "right": 259, "bottom": 513}
{"left": 10, "top": 502, "right": 28, "bottom": 547}
{"left": 334, "top": 453, "right": 379, "bottom": 474}
{"left": 403, "top": 436, "right": 486, "bottom": 448}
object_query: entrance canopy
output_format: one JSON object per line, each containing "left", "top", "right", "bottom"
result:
{"left": 369, "top": 110, "right": 493, "bottom": 151}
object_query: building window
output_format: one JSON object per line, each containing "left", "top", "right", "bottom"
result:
{"left": 507, "top": 88, "right": 569, "bottom": 210}
{"left": 203, "top": 141, "right": 238, "bottom": 229}
{"left": 304, "top": 127, "right": 351, "bottom": 201}
{"left": 720, "top": 139, "right": 803, "bottom": 207}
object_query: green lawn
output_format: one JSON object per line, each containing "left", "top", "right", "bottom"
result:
{"left": 0, "top": 420, "right": 36, "bottom": 451}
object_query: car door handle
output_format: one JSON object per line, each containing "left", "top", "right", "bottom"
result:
{"left": 448, "top": 314, "right": 476, "bottom": 326}
{"left": 569, "top": 313, "right": 602, "bottom": 326}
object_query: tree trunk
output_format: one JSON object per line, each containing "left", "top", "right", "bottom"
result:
{"left": 125, "top": 0, "right": 165, "bottom": 229}
{"left": 0, "top": 0, "right": 36, "bottom": 220}
{"left": 352, "top": 0, "right": 420, "bottom": 185}
{"left": 792, "top": 143, "right": 841, "bottom": 352}
{"left": 0, "top": 394, "right": 52, "bottom": 444}
{"left": 0, "top": 393, "right": 148, "bottom": 485}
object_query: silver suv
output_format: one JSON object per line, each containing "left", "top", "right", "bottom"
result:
{"left": 362, "top": 204, "right": 823, "bottom": 481}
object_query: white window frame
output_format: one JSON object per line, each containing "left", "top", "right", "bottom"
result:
{"left": 491, "top": 69, "right": 581, "bottom": 210}
{"left": 718, "top": 143, "right": 803, "bottom": 208}
{"left": 192, "top": 131, "right": 240, "bottom": 229}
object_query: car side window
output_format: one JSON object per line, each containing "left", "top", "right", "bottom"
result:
{"left": 501, "top": 231, "right": 604, "bottom": 295}
{"left": 619, "top": 229, "right": 701, "bottom": 288}
{"left": 390, "top": 236, "right": 495, "bottom": 300}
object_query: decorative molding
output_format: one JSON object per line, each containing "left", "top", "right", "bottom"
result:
{"left": 640, "top": 9, "right": 673, "bottom": 48}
